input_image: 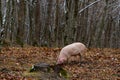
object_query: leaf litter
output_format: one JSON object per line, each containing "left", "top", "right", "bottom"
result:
{"left": 0, "top": 47, "right": 120, "bottom": 80}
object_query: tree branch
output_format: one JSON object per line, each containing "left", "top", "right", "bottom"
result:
{"left": 79, "top": 0, "right": 101, "bottom": 13}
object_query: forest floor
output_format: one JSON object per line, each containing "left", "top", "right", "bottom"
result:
{"left": 0, "top": 47, "right": 120, "bottom": 80}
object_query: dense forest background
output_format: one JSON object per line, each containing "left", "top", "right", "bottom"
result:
{"left": 0, "top": 0, "right": 120, "bottom": 48}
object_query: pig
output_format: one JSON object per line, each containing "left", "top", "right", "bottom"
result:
{"left": 57, "top": 42, "right": 87, "bottom": 65}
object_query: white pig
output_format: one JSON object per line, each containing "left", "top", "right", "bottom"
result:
{"left": 57, "top": 42, "right": 87, "bottom": 64}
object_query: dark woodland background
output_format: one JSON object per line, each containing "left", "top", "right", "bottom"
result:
{"left": 0, "top": 0, "right": 120, "bottom": 48}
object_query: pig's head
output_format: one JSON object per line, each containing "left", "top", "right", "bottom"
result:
{"left": 57, "top": 57, "right": 67, "bottom": 65}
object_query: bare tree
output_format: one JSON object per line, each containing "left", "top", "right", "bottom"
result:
{"left": 0, "top": 0, "right": 120, "bottom": 48}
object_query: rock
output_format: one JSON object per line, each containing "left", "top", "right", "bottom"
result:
{"left": 30, "top": 62, "right": 50, "bottom": 72}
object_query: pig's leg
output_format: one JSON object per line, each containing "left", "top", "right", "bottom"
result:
{"left": 78, "top": 53, "right": 83, "bottom": 65}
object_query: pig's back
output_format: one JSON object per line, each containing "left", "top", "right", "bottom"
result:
{"left": 61, "top": 42, "right": 86, "bottom": 56}
{"left": 74, "top": 42, "right": 87, "bottom": 53}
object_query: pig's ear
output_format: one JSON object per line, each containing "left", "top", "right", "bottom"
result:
{"left": 57, "top": 58, "right": 64, "bottom": 64}
{"left": 61, "top": 58, "right": 67, "bottom": 63}
{"left": 57, "top": 58, "right": 61, "bottom": 64}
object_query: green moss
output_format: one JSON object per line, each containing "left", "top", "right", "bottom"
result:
{"left": 59, "top": 68, "right": 69, "bottom": 79}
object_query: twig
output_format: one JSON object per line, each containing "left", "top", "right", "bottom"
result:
{"left": 79, "top": 0, "right": 101, "bottom": 13}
